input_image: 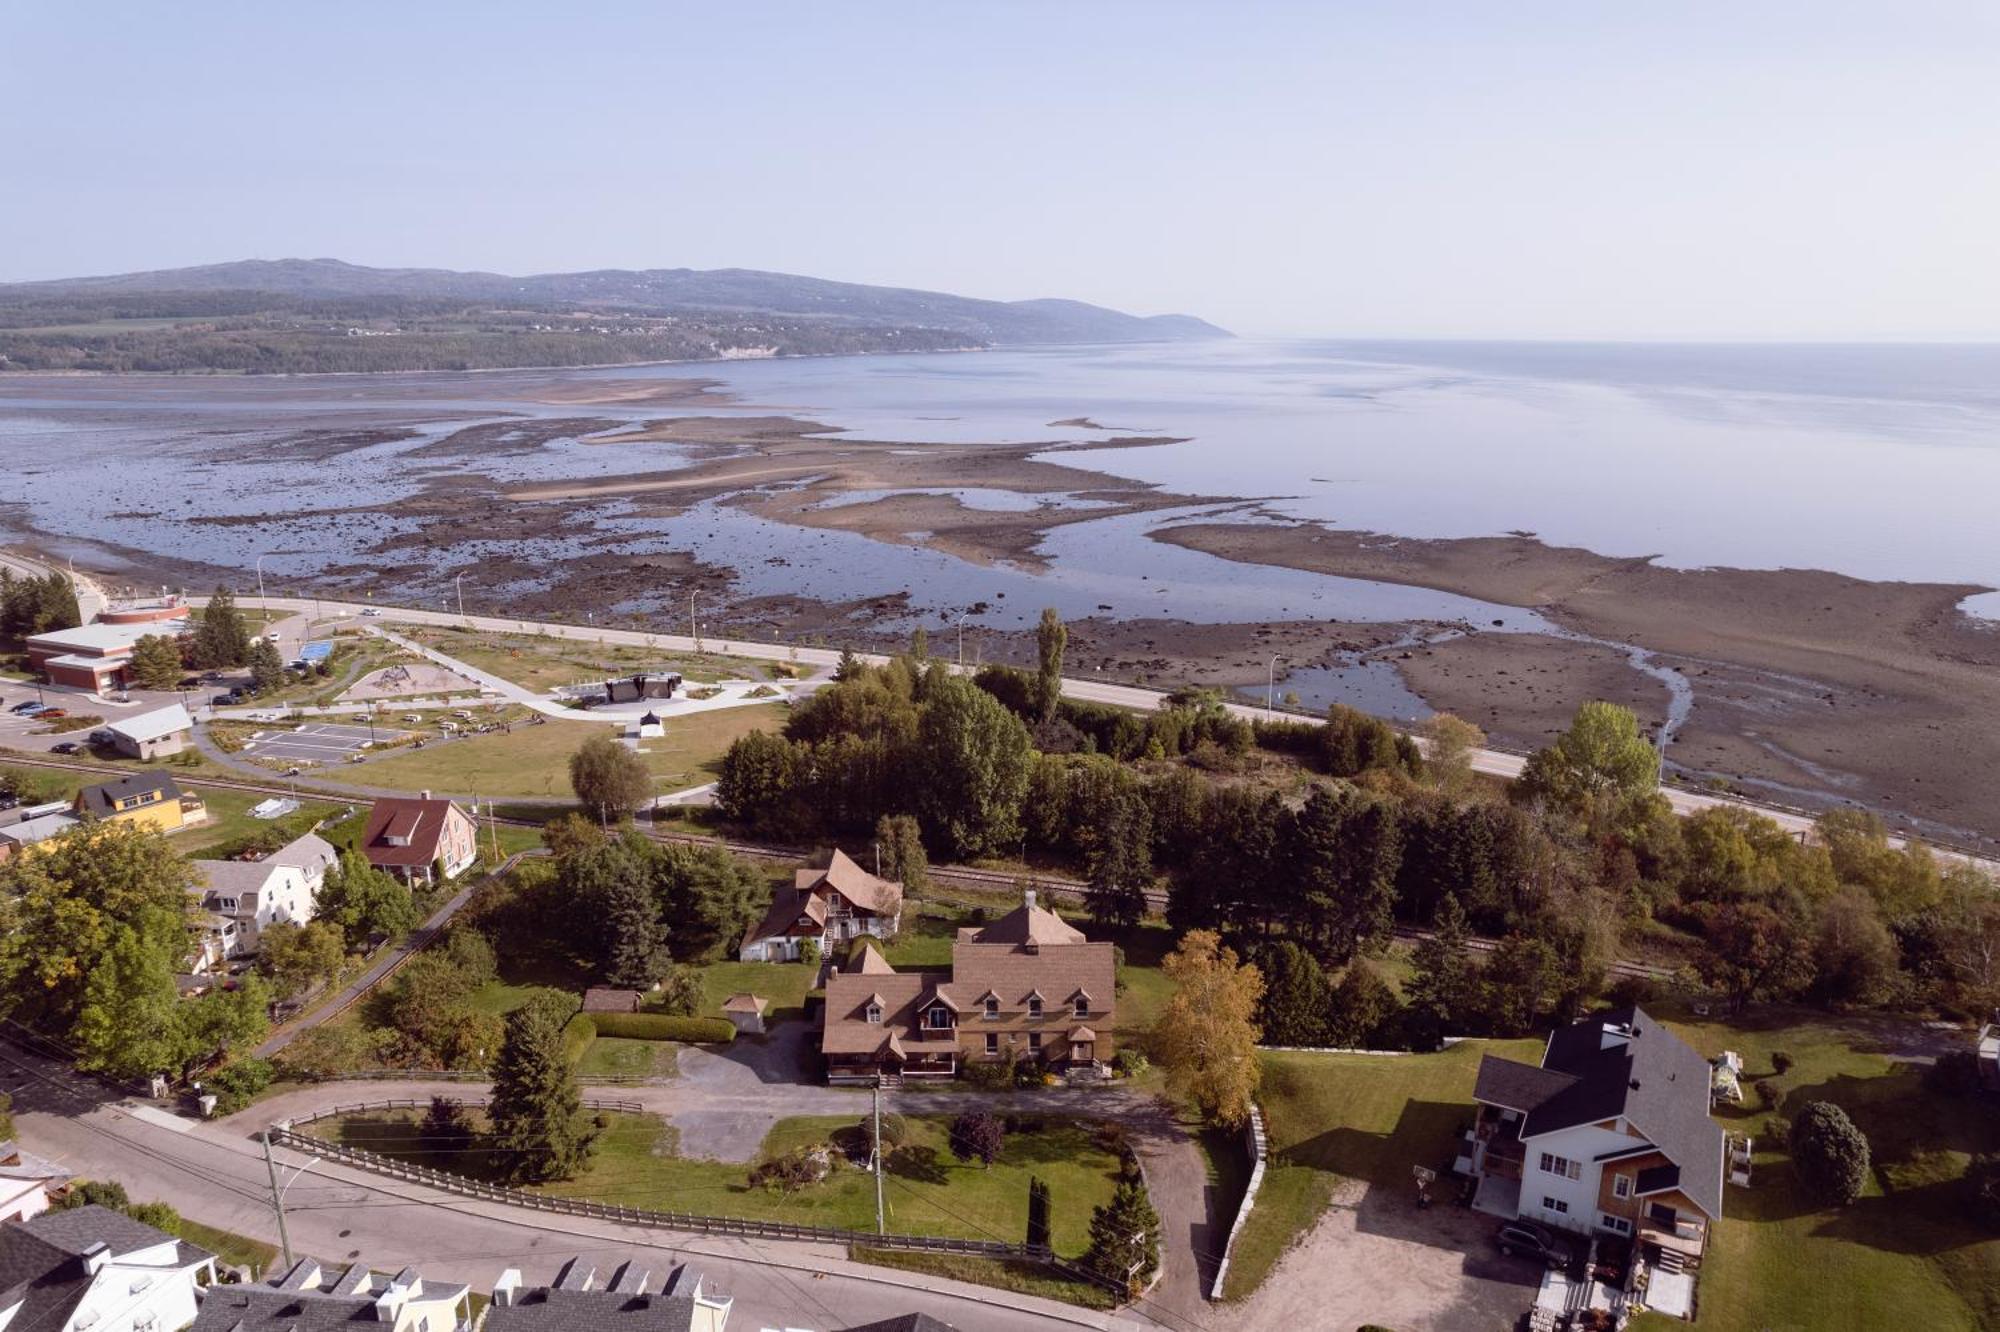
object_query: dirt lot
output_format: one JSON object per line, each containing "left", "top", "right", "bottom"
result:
{"left": 1236, "top": 1177, "right": 1537, "bottom": 1331}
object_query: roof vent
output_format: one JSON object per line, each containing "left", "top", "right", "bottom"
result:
{"left": 1629, "top": 1078, "right": 1642, "bottom": 1091}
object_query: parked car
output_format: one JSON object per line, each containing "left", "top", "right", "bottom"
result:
{"left": 0, "top": 795, "right": 18, "bottom": 812}
{"left": 1497, "top": 1220, "right": 1575, "bottom": 1268}
{"left": 213, "top": 691, "right": 242, "bottom": 706}
{"left": 88, "top": 729, "right": 114, "bottom": 744}
{"left": 35, "top": 709, "right": 66, "bottom": 721}
{"left": 10, "top": 701, "right": 45, "bottom": 715}
{"left": 49, "top": 741, "right": 80, "bottom": 755}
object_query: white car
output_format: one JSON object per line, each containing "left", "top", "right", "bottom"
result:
{"left": 360, "top": 608, "right": 382, "bottom": 617}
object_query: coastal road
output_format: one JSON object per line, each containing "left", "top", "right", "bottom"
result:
{"left": 195, "top": 591, "right": 1995, "bottom": 874}
{"left": 0, "top": 1038, "right": 1173, "bottom": 1332}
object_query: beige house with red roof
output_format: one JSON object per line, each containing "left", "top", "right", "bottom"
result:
{"left": 360, "top": 794, "right": 477, "bottom": 885}
{"left": 820, "top": 891, "right": 1114, "bottom": 1084}
{"left": 739, "top": 848, "right": 903, "bottom": 962}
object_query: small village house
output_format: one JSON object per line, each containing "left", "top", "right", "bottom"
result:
{"left": 74, "top": 772, "right": 207, "bottom": 834}
{"left": 187, "top": 1257, "right": 472, "bottom": 1332}
{"left": 188, "top": 830, "right": 338, "bottom": 963}
{"left": 739, "top": 848, "right": 902, "bottom": 962}
{"left": 0, "top": 1139, "right": 71, "bottom": 1224}
{"left": 103, "top": 702, "right": 195, "bottom": 760}
{"left": 488, "top": 1257, "right": 731, "bottom": 1332}
{"left": 721, "top": 993, "right": 767, "bottom": 1036}
{"left": 359, "top": 793, "right": 478, "bottom": 885}
{"left": 820, "top": 892, "right": 1114, "bottom": 1084}
{"left": 0, "top": 1203, "right": 217, "bottom": 1332}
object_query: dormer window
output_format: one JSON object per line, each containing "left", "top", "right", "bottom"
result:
{"left": 865, "top": 1004, "right": 882, "bottom": 1025}
{"left": 983, "top": 997, "right": 1000, "bottom": 1019}
{"left": 1073, "top": 995, "right": 1090, "bottom": 1019}
{"left": 1028, "top": 997, "right": 1044, "bottom": 1019}
{"left": 927, "top": 1006, "right": 953, "bottom": 1030}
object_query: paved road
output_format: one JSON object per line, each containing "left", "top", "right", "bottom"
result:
{"left": 0, "top": 1039, "right": 1169, "bottom": 1332}
{"left": 232, "top": 1061, "right": 1223, "bottom": 1330}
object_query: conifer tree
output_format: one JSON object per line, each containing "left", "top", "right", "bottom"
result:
{"left": 1085, "top": 1177, "right": 1161, "bottom": 1295}
{"left": 192, "top": 588, "right": 251, "bottom": 669}
{"left": 486, "top": 1001, "right": 592, "bottom": 1182}
{"left": 1026, "top": 1175, "right": 1052, "bottom": 1251}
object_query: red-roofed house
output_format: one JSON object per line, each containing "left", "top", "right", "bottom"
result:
{"left": 360, "top": 794, "right": 477, "bottom": 885}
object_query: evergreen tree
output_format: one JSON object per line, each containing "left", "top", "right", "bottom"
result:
{"left": 1256, "top": 941, "right": 1333, "bottom": 1047}
{"left": 909, "top": 626, "right": 930, "bottom": 660}
{"left": 646, "top": 841, "right": 762, "bottom": 964}
{"left": 1034, "top": 607, "right": 1067, "bottom": 720}
{"left": 1327, "top": 961, "right": 1399, "bottom": 1048}
{"left": 1026, "top": 1175, "right": 1052, "bottom": 1251}
{"left": 247, "top": 637, "right": 286, "bottom": 694}
{"left": 127, "top": 634, "right": 185, "bottom": 691}
{"left": 1404, "top": 895, "right": 1476, "bottom": 1045}
{"left": 1084, "top": 788, "right": 1153, "bottom": 931}
{"left": 191, "top": 588, "right": 251, "bottom": 670}
{"left": 599, "top": 871, "right": 670, "bottom": 988}
{"left": 1084, "top": 1177, "right": 1161, "bottom": 1296}
{"left": 487, "top": 1001, "right": 592, "bottom": 1183}
{"left": 834, "top": 646, "right": 863, "bottom": 681}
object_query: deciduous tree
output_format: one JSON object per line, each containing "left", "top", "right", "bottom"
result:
{"left": 257, "top": 920, "right": 348, "bottom": 999}
{"left": 872, "top": 813, "right": 930, "bottom": 893}
{"left": 948, "top": 1111, "right": 1006, "bottom": 1167}
{"left": 568, "top": 733, "right": 652, "bottom": 824}
{"left": 72, "top": 915, "right": 188, "bottom": 1081}
{"left": 1034, "top": 607, "right": 1067, "bottom": 720}
{"left": 1157, "top": 930, "right": 1264, "bottom": 1127}
{"left": 913, "top": 674, "right": 1033, "bottom": 860}
{"left": 317, "top": 851, "right": 418, "bottom": 947}
{"left": 1420, "top": 713, "right": 1484, "bottom": 795}
{"left": 1516, "top": 701, "right": 1658, "bottom": 822}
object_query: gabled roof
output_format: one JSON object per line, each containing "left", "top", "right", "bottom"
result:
{"left": 0, "top": 1204, "right": 209, "bottom": 1332}
{"left": 964, "top": 900, "right": 1085, "bottom": 947}
{"left": 194, "top": 858, "right": 281, "bottom": 901}
{"left": 76, "top": 772, "right": 182, "bottom": 817}
{"left": 796, "top": 848, "right": 904, "bottom": 916}
{"left": 360, "top": 797, "right": 464, "bottom": 868}
{"left": 851, "top": 941, "right": 895, "bottom": 975}
{"left": 189, "top": 1258, "right": 469, "bottom": 1331}
{"left": 486, "top": 1258, "right": 710, "bottom": 1330}
{"left": 106, "top": 703, "right": 194, "bottom": 744}
{"left": 840, "top": 1316, "right": 964, "bottom": 1332}
{"left": 1476, "top": 1006, "right": 1725, "bottom": 1220}
{"left": 267, "top": 831, "right": 338, "bottom": 873}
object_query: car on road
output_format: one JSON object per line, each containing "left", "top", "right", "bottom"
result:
{"left": 49, "top": 741, "right": 80, "bottom": 755}
{"left": 0, "top": 795, "right": 18, "bottom": 812}
{"left": 264, "top": 631, "right": 282, "bottom": 642}
{"left": 1496, "top": 1220, "right": 1576, "bottom": 1269}
{"left": 360, "top": 608, "right": 382, "bottom": 617}
{"left": 10, "top": 701, "right": 46, "bottom": 715}
{"left": 213, "top": 691, "right": 242, "bottom": 705}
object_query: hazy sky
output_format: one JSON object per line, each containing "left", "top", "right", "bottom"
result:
{"left": 7, "top": 2, "right": 1999, "bottom": 339}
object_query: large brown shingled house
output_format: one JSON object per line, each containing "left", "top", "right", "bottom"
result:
{"left": 820, "top": 891, "right": 1113, "bottom": 1084}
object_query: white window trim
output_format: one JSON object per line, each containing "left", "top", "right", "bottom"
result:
{"left": 1601, "top": 1214, "right": 1632, "bottom": 1234}
{"left": 1543, "top": 1196, "right": 1570, "bottom": 1214}
{"left": 1612, "top": 1173, "right": 1633, "bottom": 1199}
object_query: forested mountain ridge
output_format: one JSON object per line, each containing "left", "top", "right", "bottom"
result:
{"left": 0, "top": 258, "right": 1227, "bottom": 373}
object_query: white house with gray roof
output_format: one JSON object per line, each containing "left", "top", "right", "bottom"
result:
{"left": 1465, "top": 1006, "right": 1724, "bottom": 1301}
{"left": 0, "top": 1204, "right": 216, "bottom": 1332}
{"left": 189, "top": 831, "right": 337, "bottom": 963}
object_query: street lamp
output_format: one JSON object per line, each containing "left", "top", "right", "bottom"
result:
{"left": 954, "top": 611, "right": 970, "bottom": 669}
{"left": 454, "top": 572, "right": 467, "bottom": 625}
{"left": 261, "top": 1132, "right": 322, "bottom": 1269}
{"left": 255, "top": 554, "right": 268, "bottom": 606}
{"left": 1266, "top": 654, "right": 1285, "bottom": 721}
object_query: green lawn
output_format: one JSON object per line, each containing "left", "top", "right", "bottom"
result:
{"left": 1631, "top": 1006, "right": 2000, "bottom": 1332}
{"left": 1225, "top": 1038, "right": 1539, "bottom": 1301}
{"left": 692, "top": 959, "right": 819, "bottom": 1024}
{"left": 179, "top": 1219, "right": 280, "bottom": 1276}
{"left": 310, "top": 1110, "right": 1126, "bottom": 1257}
{"left": 403, "top": 626, "right": 796, "bottom": 692}
{"left": 350, "top": 705, "right": 785, "bottom": 799}
{"left": 853, "top": 1247, "right": 1118, "bottom": 1310}
{"left": 575, "top": 1036, "right": 679, "bottom": 1080}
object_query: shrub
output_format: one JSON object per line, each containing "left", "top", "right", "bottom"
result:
{"left": 949, "top": 1111, "right": 1006, "bottom": 1167}
{"left": 800, "top": 938, "right": 821, "bottom": 970}
{"left": 862, "top": 1111, "right": 911, "bottom": 1150}
{"left": 653, "top": 964, "right": 704, "bottom": 1018}
{"left": 1012, "top": 1055, "right": 1046, "bottom": 1089}
{"left": 587, "top": 1013, "right": 736, "bottom": 1044}
{"left": 205, "top": 1059, "right": 273, "bottom": 1115}
{"left": 1772, "top": 1050, "right": 1795, "bottom": 1075}
{"left": 1114, "top": 1049, "right": 1150, "bottom": 1078}
{"left": 1753, "top": 1079, "right": 1779, "bottom": 1111}
{"left": 1925, "top": 1050, "right": 1981, "bottom": 1097}
{"left": 1789, "top": 1100, "right": 1870, "bottom": 1206}
{"left": 750, "top": 1145, "right": 830, "bottom": 1193}
{"left": 561, "top": 1014, "right": 597, "bottom": 1064}
{"left": 959, "top": 1055, "right": 1014, "bottom": 1090}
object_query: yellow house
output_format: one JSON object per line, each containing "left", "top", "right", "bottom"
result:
{"left": 74, "top": 773, "right": 208, "bottom": 833}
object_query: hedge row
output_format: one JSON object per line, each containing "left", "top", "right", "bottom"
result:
{"left": 584, "top": 1013, "right": 737, "bottom": 1044}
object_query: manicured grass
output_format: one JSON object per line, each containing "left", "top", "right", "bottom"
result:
{"left": 463, "top": 979, "right": 573, "bottom": 1017}
{"left": 692, "top": 959, "right": 818, "bottom": 1024}
{"left": 176, "top": 789, "right": 349, "bottom": 856}
{"left": 1635, "top": 1005, "right": 2000, "bottom": 1332}
{"left": 853, "top": 1247, "right": 1118, "bottom": 1310}
{"left": 350, "top": 705, "right": 786, "bottom": 799}
{"left": 1225, "top": 1039, "right": 1540, "bottom": 1301}
{"left": 575, "top": 1036, "right": 679, "bottom": 1080}
{"left": 312, "top": 1110, "right": 1127, "bottom": 1256}
{"left": 179, "top": 1219, "right": 280, "bottom": 1276}
{"left": 404, "top": 626, "right": 790, "bottom": 692}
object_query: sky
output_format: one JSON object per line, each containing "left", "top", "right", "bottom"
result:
{"left": 6, "top": 2, "right": 2000, "bottom": 340}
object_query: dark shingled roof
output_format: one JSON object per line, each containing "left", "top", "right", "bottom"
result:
{"left": 486, "top": 1260, "right": 709, "bottom": 1332}
{"left": 1472, "top": 1006, "right": 1725, "bottom": 1220}
{"left": 0, "top": 1205, "right": 209, "bottom": 1332}
{"left": 840, "top": 1316, "right": 965, "bottom": 1332}
{"left": 75, "top": 771, "right": 183, "bottom": 817}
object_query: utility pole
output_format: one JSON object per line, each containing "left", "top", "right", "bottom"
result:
{"left": 262, "top": 1131, "right": 294, "bottom": 1270}
{"left": 255, "top": 555, "right": 268, "bottom": 606}
{"left": 873, "top": 1080, "right": 886, "bottom": 1236}
{"left": 454, "top": 573, "right": 467, "bottom": 625}
{"left": 1266, "top": 654, "right": 1284, "bottom": 721}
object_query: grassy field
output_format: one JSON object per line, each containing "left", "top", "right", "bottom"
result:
{"left": 310, "top": 1109, "right": 1127, "bottom": 1256}
{"left": 1626, "top": 1005, "right": 2000, "bottom": 1332}
{"left": 575, "top": 1036, "right": 680, "bottom": 1079}
{"left": 404, "top": 626, "right": 798, "bottom": 692}
{"left": 691, "top": 959, "right": 819, "bottom": 1025}
{"left": 347, "top": 704, "right": 786, "bottom": 799}
{"left": 1225, "top": 1038, "right": 1540, "bottom": 1301}
{"left": 178, "top": 1219, "right": 280, "bottom": 1276}
{"left": 854, "top": 1247, "right": 1118, "bottom": 1310}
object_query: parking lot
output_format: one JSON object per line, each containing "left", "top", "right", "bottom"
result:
{"left": 240, "top": 721, "right": 388, "bottom": 767}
